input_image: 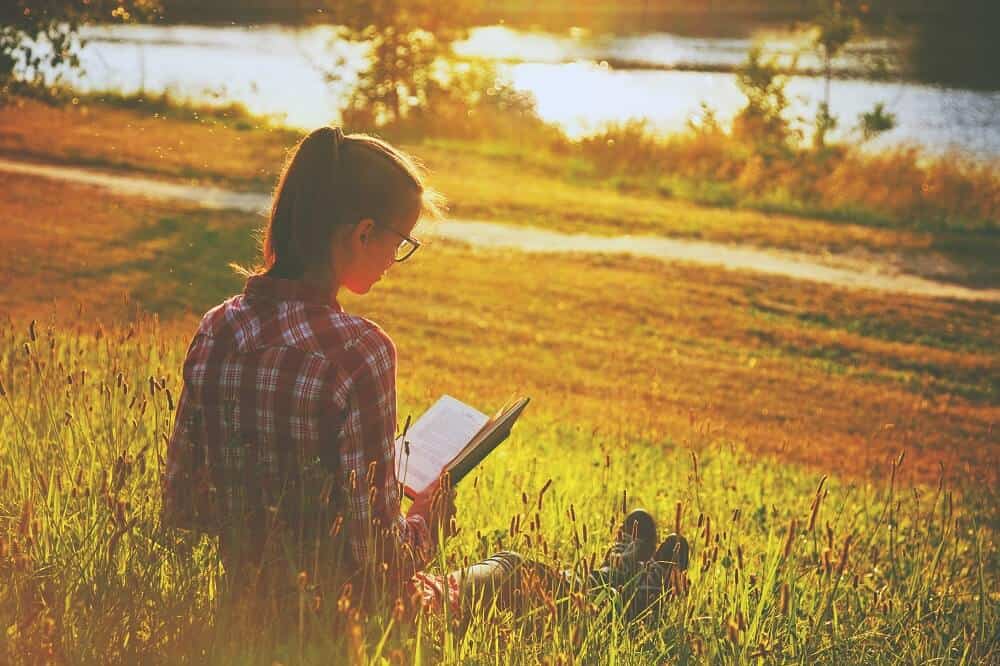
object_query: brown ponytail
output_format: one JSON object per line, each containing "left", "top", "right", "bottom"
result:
{"left": 244, "top": 127, "right": 443, "bottom": 280}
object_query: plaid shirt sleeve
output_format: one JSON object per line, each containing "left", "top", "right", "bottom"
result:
{"left": 338, "top": 325, "right": 432, "bottom": 581}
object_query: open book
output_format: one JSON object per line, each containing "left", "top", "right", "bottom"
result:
{"left": 394, "top": 395, "right": 530, "bottom": 499}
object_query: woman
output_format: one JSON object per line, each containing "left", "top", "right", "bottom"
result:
{"left": 161, "top": 127, "right": 688, "bottom": 619}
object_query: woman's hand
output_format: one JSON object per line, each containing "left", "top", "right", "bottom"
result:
{"left": 407, "top": 474, "right": 457, "bottom": 542}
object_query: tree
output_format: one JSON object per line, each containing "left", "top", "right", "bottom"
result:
{"left": 1, "top": 1, "right": 159, "bottom": 100}
{"left": 733, "top": 47, "right": 796, "bottom": 151}
{"left": 809, "top": 1, "right": 858, "bottom": 148}
{"left": 322, "top": 0, "right": 475, "bottom": 126}
{"left": 803, "top": 1, "right": 899, "bottom": 149}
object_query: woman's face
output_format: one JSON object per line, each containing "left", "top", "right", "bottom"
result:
{"left": 338, "top": 212, "right": 420, "bottom": 295}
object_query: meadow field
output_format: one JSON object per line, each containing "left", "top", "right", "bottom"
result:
{"left": 0, "top": 96, "right": 998, "bottom": 663}
{"left": 2, "top": 94, "right": 998, "bottom": 288}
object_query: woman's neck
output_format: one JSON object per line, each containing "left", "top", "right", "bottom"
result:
{"left": 301, "top": 267, "right": 341, "bottom": 302}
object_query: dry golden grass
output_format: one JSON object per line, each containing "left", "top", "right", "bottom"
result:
{"left": 0, "top": 172, "right": 250, "bottom": 319}
{"left": 577, "top": 117, "right": 1000, "bottom": 232}
{"left": 0, "top": 96, "right": 293, "bottom": 189}
{"left": 2, "top": 99, "right": 997, "bottom": 664}
{"left": 0, "top": 97, "right": 946, "bottom": 261}
{"left": 2, "top": 173, "right": 996, "bottom": 488}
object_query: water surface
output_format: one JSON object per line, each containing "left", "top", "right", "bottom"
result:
{"left": 37, "top": 24, "right": 1000, "bottom": 159}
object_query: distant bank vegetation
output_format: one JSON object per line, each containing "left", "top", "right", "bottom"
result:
{"left": 3, "top": 0, "right": 997, "bottom": 233}
{"left": 362, "top": 57, "right": 998, "bottom": 234}
{"left": 151, "top": 0, "right": 1000, "bottom": 89}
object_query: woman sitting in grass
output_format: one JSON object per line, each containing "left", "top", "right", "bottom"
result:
{"left": 161, "top": 126, "right": 688, "bottom": 622}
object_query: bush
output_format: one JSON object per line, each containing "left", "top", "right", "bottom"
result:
{"left": 344, "top": 58, "right": 561, "bottom": 148}
{"left": 559, "top": 118, "right": 999, "bottom": 231}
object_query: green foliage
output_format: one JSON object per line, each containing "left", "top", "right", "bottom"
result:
{"left": 809, "top": 0, "right": 859, "bottom": 63}
{"left": 858, "top": 102, "right": 897, "bottom": 142}
{"left": 324, "top": 0, "right": 475, "bottom": 126}
{"left": 732, "top": 48, "right": 796, "bottom": 151}
{"left": 0, "top": 1, "right": 159, "bottom": 101}
{"left": 352, "top": 57, "right": 553, "bottom": 145}
{"left": 813, "top": 101, "right": 838, "bottom": 150}
{"left": 808, "top": 1, "right": 857, "bottom": 148}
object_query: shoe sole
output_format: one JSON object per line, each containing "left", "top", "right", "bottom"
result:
{"left": 654, "top": 533, "right": 690, "bottom": 570}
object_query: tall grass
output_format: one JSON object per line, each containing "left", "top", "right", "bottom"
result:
{"left": 12, "top": 30, "right": 1000, "bottom": 234}
{"left": 1, "top": 316, "right": 996, "bottom": 664}
{"left": 572, "top": 119, "right": 1000, "bottom": 232}
{"left": 363, "top": 92, "right": 1000, "bottom": 232}
{"left": 8, "top": 87, "right": 1000, "bottom": 238}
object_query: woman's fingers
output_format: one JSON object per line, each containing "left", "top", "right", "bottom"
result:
{"left": 407, "top": 473, "right": 457, "bottom": 540}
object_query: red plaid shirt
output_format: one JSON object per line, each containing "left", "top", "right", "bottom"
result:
{"left": 162, "top": 275, "right": 432, "bottom": 585}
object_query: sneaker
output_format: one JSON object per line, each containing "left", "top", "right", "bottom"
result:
{"left": 628, "top": 533, "right": 691, "bottom": 620}
{"left": 588, "top": 508, "right": 658, "bottom": 589}
{"left": 653, "top": 533, "right": 690, "bottom": 570}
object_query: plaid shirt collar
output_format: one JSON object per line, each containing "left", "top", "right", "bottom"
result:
{"left": 244, "top": 274, "right": 343, "bottom": 311}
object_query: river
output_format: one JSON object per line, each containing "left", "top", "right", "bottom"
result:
{"left": 28, "top": 24, "right": 1000, "bottom": 158}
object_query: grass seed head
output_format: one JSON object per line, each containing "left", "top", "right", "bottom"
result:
{"left": 537, "top": 478, "right": 552, "bottom": 510}
{"left": 329, "top": 515, "right": 344, "bottom": 537}
{"left": 727, "top": 618, "right": 740, "bottom": 645}
{"left": 836, "top": 535, "right": 853, "bottom": 576}
{"left": 808, "top": 493, "right": 822, "bottom": 532}
{"left": 783, "top": 518, "right": 797, "bottom": 559}
{"left": 392, "top": 597, "right": 405, "bottom": 622}
{"left": 18, "top": 502, "right": 33, "bottom": 538}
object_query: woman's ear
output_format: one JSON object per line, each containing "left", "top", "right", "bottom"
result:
{"left": 353, "top": 218, "right": 376, "bottom": 248}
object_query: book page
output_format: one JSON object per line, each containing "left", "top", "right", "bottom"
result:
{"left": 449, "top": 397, "right": 530, "bottom": 480}
{"left": 394, "top": 395, "right": 488, "bottom": 496}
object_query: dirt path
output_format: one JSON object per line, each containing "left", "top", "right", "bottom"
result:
{"left": 2, "top": 156, "right": 998, "bottom": 303}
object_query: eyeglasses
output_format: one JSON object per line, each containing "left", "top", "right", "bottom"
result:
{"left": 377, "top": 222, "right": 422, "bottom": 262}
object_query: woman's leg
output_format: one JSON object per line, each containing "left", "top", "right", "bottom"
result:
{"left": 453, "top": 551, "right": 575, "bottom": 615}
